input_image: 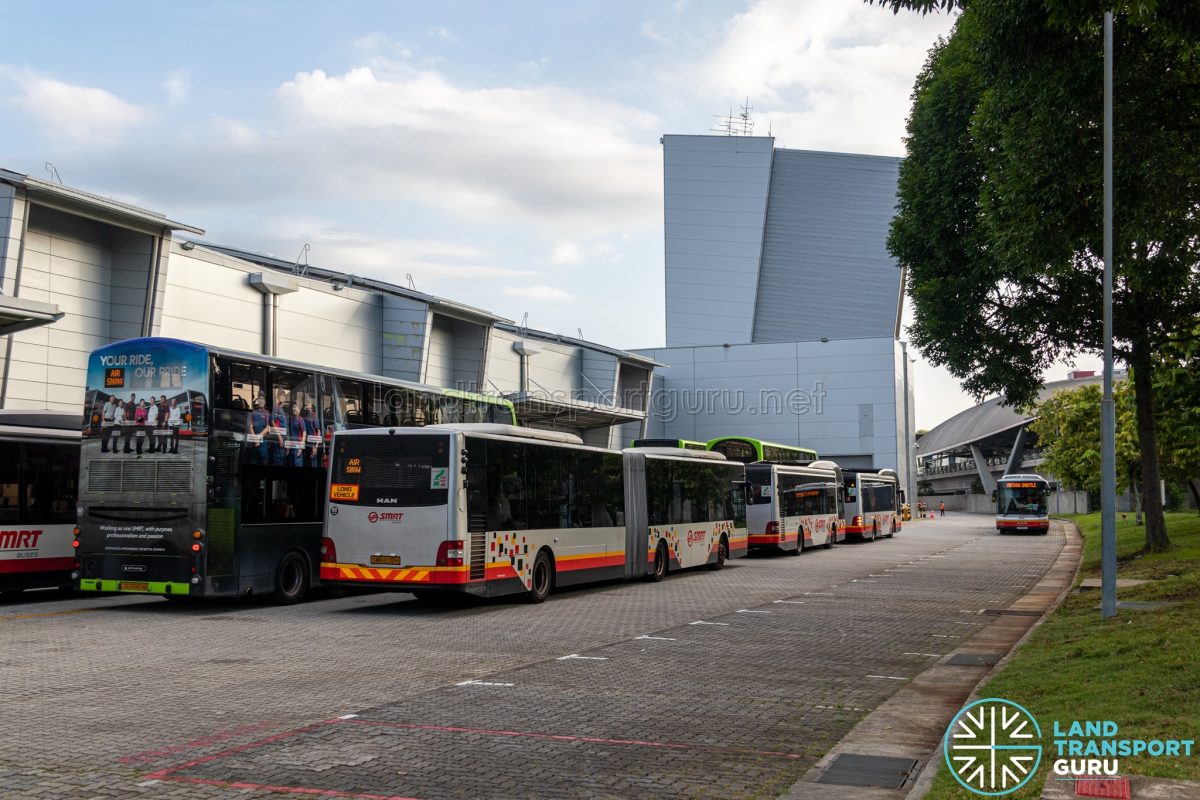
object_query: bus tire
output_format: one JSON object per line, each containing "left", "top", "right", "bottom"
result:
{"left": 526, "top": 551, "right": 554, "bottom": 603}
{"left": 824, "top": 526, "right": 835, "bottom": 549}
{"left": 870, "top": 522, "right": 878, "bottom": 541}
{"left": 709, "top": 536, "right": 728, "bottom": 571}
{"left": 272, "top": 550, "right": 310, "bottom": 605}
{"left": 888, "top": 521, "right": 897, "bottom": 538}
{"left": 650, "top": 541, "right": 669, "bottom": 582}
{"left": 789, "top": 533, "right": 803, "bottom": 556}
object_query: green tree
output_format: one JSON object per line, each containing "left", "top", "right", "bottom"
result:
{"left": 1154, "top": 329, "right": 1200, "bottom": 505}
{"left": 877, "top": 0, "right": 1200, "bottom": 550}
{"left": 1028, "top": 382, "right": 1139, "bottom": 496}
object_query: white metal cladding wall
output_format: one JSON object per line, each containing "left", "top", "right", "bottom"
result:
{"left": 161, "top": 250, "right": 263, "bottom": 353}
{"left": 663, "top": 135, "right": 773, "bottom": 348}
{"left": 5, "top": 207, "right": 115, "bottom": 411}
{"left": 752, "top": 150, "right": 902, "bottom": 343}
{"left": 276, "top": 284, "right": 381, "bottom": 375}
{"left": 381, "top": 294, "right": 429, "bottom": 382}
{"left": 424, "top": 315, "right": 487, "bottom": 390}
{"left": 635, "top": 337, "right": 903, "bottom": 468}
{"left": 527, "top": 341, "right": 581, "bottom": 398}
{"left": 485, "top": 329, "right": 522, "bottom": 394}
{"left": 579, "top": 348, "right": 617, "bottom": 404}
{"left": 109, "top": 228, "right": 153, "bottom": 342}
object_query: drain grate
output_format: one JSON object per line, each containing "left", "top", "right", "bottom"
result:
{"left": 982, "top": 608, "right": 1042, "bottom": 617}
{"left": 946, "top": 653, "right": 1000, "bottom": 666}
{"left": 815, "top": 754, "right": 919, "bottom": 789}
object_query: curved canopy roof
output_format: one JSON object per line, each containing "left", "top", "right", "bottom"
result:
{"left": 918, "top": 374, "right": 1106, "bottom": 457}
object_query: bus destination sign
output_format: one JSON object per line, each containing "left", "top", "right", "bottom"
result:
{"left": 330, "top": 483, "right": 360, "bottom": 501}
{"left": 1005, "top": 481, "right": 1040, "bottom": 488}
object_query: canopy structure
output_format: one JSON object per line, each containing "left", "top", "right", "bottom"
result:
{"left": 0, "top": 295, "right": 63, "bottom": 336}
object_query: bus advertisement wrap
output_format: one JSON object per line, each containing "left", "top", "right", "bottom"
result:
{"left": 77, "top": 339, "right": 211, "bottom": 593}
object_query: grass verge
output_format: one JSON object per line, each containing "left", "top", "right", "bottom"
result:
{"left": 923, "top": 511, "right": 1200, "bottom": 799}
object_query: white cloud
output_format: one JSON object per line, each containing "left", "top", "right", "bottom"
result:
{"left": 550, "top": 243, "right": 583, "bottom": 265}
{"left": 640, "top": 20, "right": 673, "bottom": 46}
{"left": 516, "top": 56, "right": 551, "bottom": 81}
{"left": 4, "top": 69, "right": 149, "bottom": 143}
{"left": 675, "top": 0, "right": 955, "bottom": 155}
{"left": 502, "top": 284, "right": 575, "bottom": 301}
{"left": 163, "top": 68, "right": 191, "bottom": 106}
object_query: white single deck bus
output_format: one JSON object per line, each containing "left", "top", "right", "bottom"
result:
{"left": 993, "top": 474, "right": 1050, "bottom": 534}
{"left": 320, "top": 425, "right": 745, "bottom": 601}
{"left": 0, "top": 410, "right": 80, "bottom": 596}
{"left": 745, "top": 461, "right": 844, "bottom": 554}
{"left": 841, "top": 469, "right": 901, "bottom": 541}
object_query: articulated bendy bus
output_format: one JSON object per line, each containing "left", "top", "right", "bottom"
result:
{"left": 0, "top": 411, "right": 79, "bottom": 596}
{"left": 73, "top": 337, "right": 515, "bottom": 603}
{"left": 993, "top": 474, "right": 1050, "bottom": 534}
{"left": 629, "top": 438, "right": 708, "bottom": 451}
{"left": 706, "top": 436, "right": 818, "bottom": 464}
{"left": 745, "top": 460, "right": 844, "bottom": 554}
{"left": 841, "top": 469, "right": 901, "bottom": 541}
{"left": 320, "top": 425, "right": 746, "bottom": 602}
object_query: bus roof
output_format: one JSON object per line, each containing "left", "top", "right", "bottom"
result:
{"left": 999, "top": 473, "right": 1047, "bottom": 482}
{"left": 706, "top": 435, "right": 816, "bottom": 451}
{"left": 623, "top": 447, "right": 728, "bottom": 461}
{"left": 335, "top": 423, "right": 584, "bottom": 445}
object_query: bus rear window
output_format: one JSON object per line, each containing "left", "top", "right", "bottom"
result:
{"left": 331, "top": 435, "right": 451, "bottom": 507}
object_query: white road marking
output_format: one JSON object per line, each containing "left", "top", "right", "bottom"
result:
{"left": 867, "top": 675, "right": 908, "bottom": 680}
{"left": 455, "top": 679, "right": 515, "bottom": 687}
{"left": 557, "top": 654, "right": 609, "bottom": 660}
{"left": 773, "top": 600, "right": 806, "bottom": 604}
{"left": 635, "top": 635, "right": 676, "bottom": 641}
{"left": 338, "top": 714, "right": 360, "bottom": 719}
{"left": 689, "top": 620, "right": 730, "bottom": 626}
{"left": 736, "top": 609, "right": 771, "bottom": 614}
{"left": 903, "top": 652, "right": 943, "bottom": 657}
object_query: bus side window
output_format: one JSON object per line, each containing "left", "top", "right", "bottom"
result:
{"left": 25, "top": 443, "right": 77, "bottom": 523}
{"left": 0, "top": 442, "right": 20, "bottom": 523}
{"left": 334, "top": 378, "right": 365, "bottom": 427}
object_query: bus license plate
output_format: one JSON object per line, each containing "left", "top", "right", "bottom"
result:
{"left": 330, "top": 484, "right": 360, "bottom": 501}
{"left": 371, "top": 555, "right": 402, "bottom": 566}
{"left": 119, "top": 581, "right": 150, "bottom": 592}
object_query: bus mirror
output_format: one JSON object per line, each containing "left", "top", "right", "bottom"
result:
{"left": 990, "top": 491, "right": 997, "bottom": 502}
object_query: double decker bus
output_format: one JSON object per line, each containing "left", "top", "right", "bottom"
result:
{"left": 745, "top": 460, "right": 843, "bottom": 554}
{"left": 841, "top": 468, "right": 901, "bottom": 541}
{"left": 0, "top": 411, "right": 79, "bottom": 596}
{"left": 994, "top": 474, "right": 1050, "bottom": 534}
{"left": 320, "top": 425, "right": 746, "bottom": 602}
{"left": 630, "top": 438, "right": 708, "bottom": 451}
{"left": 706, "top": 436, "right": 818, "bottom": 464}
{"left": 73, "top": 337, "right": 515, "bottom": 604}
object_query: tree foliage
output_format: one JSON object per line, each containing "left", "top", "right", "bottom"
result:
{"left": 1028, "top": 383, "right": 1139, "bottom": 495}
{"left": 881, "top": 0, "right": 1200, "bottom": 549}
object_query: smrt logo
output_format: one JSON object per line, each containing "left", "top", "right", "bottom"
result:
{"left": 0, "top": 530, "right": 43, "bottom": 549}
{"left": 686, "top": 530, "right": 708, "bottom": 545}
{"left": 367, "top": 512, "right": 403, "bottom": 524}
{"left": 944, "top": 698, "right": 1042, "bottom": 795}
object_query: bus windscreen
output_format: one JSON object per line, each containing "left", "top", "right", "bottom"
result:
{"left": 330, "top": 434, "right": 451, "bottom": 507}
{"left": 997, "top": 484, "right": 1047, "bottom": 516}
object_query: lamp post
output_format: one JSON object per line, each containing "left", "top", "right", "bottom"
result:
{"left": 1100, "top": 10, "right": 1117, "bottom": 619}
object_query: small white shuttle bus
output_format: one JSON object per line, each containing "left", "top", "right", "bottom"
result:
{"left": 320, "top": 425, "right": 746, "bottom": 602}
{"left": 745, "top": 461, "right": 844, "bottom": 554}
{"left": 841, "top": 468, "right": 901, "bottom": 541}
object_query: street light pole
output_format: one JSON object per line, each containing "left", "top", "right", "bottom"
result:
{"left": 1100, "top": 10, "right": 1118, "bottom": 619}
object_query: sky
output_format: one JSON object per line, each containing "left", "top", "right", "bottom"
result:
{"left": 0, "top": 0, "right": 1100, "bottom": 430}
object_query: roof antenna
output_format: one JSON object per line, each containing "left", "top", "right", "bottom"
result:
{"left": 577, "top": 327, "right": 583, "bottom": 340}
{"left": 293, "top": 243, "right": 310, "bottom": 277}
{"left": 710, "top": 98, "right": 754, "bottom": 136}
{"left": 520, "top": 312, "right": 529, "bottom": 336}
{"left": 406, "top": 273, "right": 416, "bottom": 291}
{"left": 44, "top": 162, "right": 63, "bottom": 184}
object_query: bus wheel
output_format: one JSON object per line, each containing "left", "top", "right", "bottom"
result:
{"left": 870, "top": 523, "right": 879, "bottom": 541}
{"left": 273, "top": 551, "right": 310, "bottom": 605}
{"left": 650, "top": 542, "right": 669, "bottom": 582}
{"left": 709, "top": 536, "right": 728, "bottom": 571}
{"left": 526, "top": 551, "right": 554, "bottom": 603}
{"left": 824, "top": 527, "right": 835, "bottom": 549}
{"left": 888, "top": 521, "right": 897, "bottom": 538}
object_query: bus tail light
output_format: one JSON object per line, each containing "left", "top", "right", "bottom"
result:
{"left": 765, "top": 521, "right": 779, "bottom": 537}
{"left": 193, "top": 530, "right": 204, "bottom": 540}
{"left": 191, "top": 542, "right": 202, "bottom": 552}
{"left": 320, "top": 537, "right": 337, "bottom": 564}
{"left": 72, "top": 539, "right": 81, "bottom": 549}
{"left": 437, "top": 540, "right": 465, "bottom": 567}
{"left": 852, "top": 515, "right": 862, "bottom": 527}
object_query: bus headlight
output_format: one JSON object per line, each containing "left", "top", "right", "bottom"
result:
{"left": 190, "top": 576, "right": 200, "bottom": 585}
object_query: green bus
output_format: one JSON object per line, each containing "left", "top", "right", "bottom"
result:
{"left": 706, "top": 436, "right": 818, "bottom": 464}
{"left": 630, "top": 438, "right": 709, "bottom": 451}
{"left": 73, "top": 337, "right": 516, "bottom": 604}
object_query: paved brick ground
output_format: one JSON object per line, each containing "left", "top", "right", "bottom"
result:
{"left": 0, "top": 514, "right": 1063, "bottom": 799}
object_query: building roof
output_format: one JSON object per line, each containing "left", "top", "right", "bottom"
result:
{"left": 0, "top": 295, "right": 64, "bottom": 337}
{"left": 494, "top": 323, "right": 661, "bottom": 367}
{"left": 0, "top": 169, "right": 204, "bottom": 235}
{"left": 919, "top": 374, "right": 1110, "bottom": 457}
{"left": 200, "top": 243, "right": 509, "bottom": 325}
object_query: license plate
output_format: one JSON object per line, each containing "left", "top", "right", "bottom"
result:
{"left": 370, "top": 555, "right": 402, "bottom": 566}
{"left": 330, "top": 483, "right": 360, "bottom": 501}
{"left": 119, "top": 581, "right": 150, "bottom": 592}
{"left": 1016, "top": 526, "right": 1028, "bottom": 530}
